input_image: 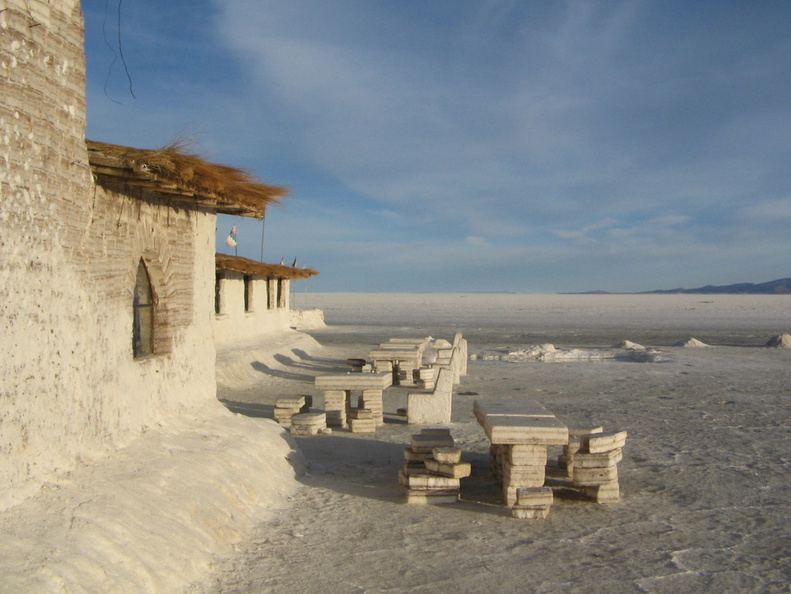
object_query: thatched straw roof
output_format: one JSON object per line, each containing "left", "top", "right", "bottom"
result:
{"left": 216, "top": 254, "right": 318, "bottom": 280}
{"left": 86, "top": 140, "right": 288, "bottom": 217}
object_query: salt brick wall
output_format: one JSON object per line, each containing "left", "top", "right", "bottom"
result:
{"left": 0, "top": 1, "right": 217, "bottom": 509}
{"left": 83, "top": 184, "right": 217, "bottom": 441}
{"left": 0, "top": 0, "right": 94, "bottom": 505}
{"left": 215, "top": 274, "right": 293, "bottom": 349}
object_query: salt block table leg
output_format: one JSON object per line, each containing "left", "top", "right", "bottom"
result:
{"left": 323, "top": 389, "right": 348, "bottom": 428}
{"left": 361, "top": 389, "right": 384, "bottom": 425}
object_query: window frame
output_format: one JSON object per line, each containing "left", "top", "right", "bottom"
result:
{"left": 133, "top": 259, "right": 155, "bottom": 358}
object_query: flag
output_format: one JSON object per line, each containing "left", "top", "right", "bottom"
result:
{"left": 225, "top": 225, "right": 237, "bottom": 248}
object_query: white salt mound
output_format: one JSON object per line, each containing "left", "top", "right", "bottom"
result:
{"left": 611, "top": 340, "right": 645, "bottom": 350}
{"left": 765, "top": 333, "right": 791, "bottom": 348}
{"left": 673, "top": 337, "right": 708, "bottom": 347}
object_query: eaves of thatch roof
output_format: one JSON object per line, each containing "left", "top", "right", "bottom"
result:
{"left": 216, "top": 254, "right": 318, "bottom": 280}
{"left": 86, "top": 140, "right": 288, "bottom": 217}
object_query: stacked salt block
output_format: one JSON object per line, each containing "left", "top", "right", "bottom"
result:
{"left": 348, "top": 407, "right": 376, "bottom": 433}
{"left": 399, "top": 429, "right": 469, "bottom": 504}
{"left": 413, "top": 366, "right": 436, "bottom": 390}
{"left": 572, "top": 430, "right": 627, "bottom": 503}
{"left": 558, "top": 425, "right": 604, "bottom": 477}
{"left": 289, "top": 411, "right": 328, "bottom": 436}
{"left": 321, "top": 390, "right": 347, "bottom": 428}
{"left": 492, "top": 443, "right": 548, "bottom": 506}
{"left": 511, "top": 486, "right": 554, "bottom": 519}
{"left": 273, "top": 396, "right": 309, "bottom": 428}
{"left": 360, "top": 389, "right": 384, "bottom": 426}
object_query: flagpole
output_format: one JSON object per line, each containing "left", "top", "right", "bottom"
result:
{"left": 260, "top": 213, "right": 266, "bottom": 262}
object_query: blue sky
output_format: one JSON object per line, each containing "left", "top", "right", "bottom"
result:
{"left": 83, "top": 1, "right": 791, "bottom": 293}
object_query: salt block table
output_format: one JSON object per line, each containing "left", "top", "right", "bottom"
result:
{"left": 314, "top": 372, "right": 393, "bottom": 428}
{"left": 368, "top": 342, "right": 426, "bottom": 385}
{"left": 474, "top": 399, "right": 569, "bottom": 506}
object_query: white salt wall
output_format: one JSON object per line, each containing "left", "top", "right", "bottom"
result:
{"left": 215, "top": 274, "right": 294, "bottom": 348}
{"left": 82, "top": 186, "right": 220, "bottom": 448}
{"left": 0, "top": 0, "right": 96, "bottom": 505}
{"left": 0, "top": 0, "right": 220, "bottom": 509}
{"left": 290, "top": 307, "right": 326, "bottom": 330}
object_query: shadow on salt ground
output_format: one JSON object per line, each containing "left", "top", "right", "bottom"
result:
{"left": 273, "top": 352, "right": 347, "bottom": 373}
{"left": 291, "top": 348, "right": 349, "bottom": 366}
{"left": 219, "top": 400, "right": 275, "bottom": 418}
{"left": 289, "top": 432, "right": 510, "bottom": 518}
{"left": 250, "top": 361, "right": 316, "bottom": 382}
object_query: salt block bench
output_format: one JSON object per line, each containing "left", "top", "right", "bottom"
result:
{"left": 314, "top": 372, "right": 393, "bottom": 428}
{"left": 431, "top": 333, "right": 467, "bottom": 385}
{"left": 407, "top": 367, "right": 453, "bottom": 424}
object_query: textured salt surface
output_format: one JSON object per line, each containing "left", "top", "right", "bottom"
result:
{"left": 208, "top": 293, "right": 791, "bottom": 593}
{"left": 1, "top": 294, "right": 788, "bottom": 592}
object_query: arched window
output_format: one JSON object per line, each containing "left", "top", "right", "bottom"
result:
{"left": 133, "top": 259, "right": 154, "bottom": 358}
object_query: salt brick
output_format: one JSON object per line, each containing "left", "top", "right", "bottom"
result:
{"left": 402, "top": 471, "right": 461, "bottom": 490}
{"left": 432, "top": 447, "right": 462, "bottom": 464}
{"left": 482, "top": 415, "right": 569, "bottom": 445}
{"left": 424, "top": 459, "right": 472, "bottom": 479}
{"left": 405, "top": 490, "right": 459, "bottom": 505}
{"left": 276, "top": 396, "right": 306, "bottom": 409}
{"left": 508, "top": 445, "right": 548, "bottom": 466}
{"left": 503, "top": 462, "right": 546, "bottom": 481}
{"left": 504, "top": 475, "right": 545, "bottom": 489}
{"left": 404, "top": 448, "right": 433, "bottom": 464}
{"left": 411, "top": 432, "right": 455, "bottom": 453}
{"left": 515, "top": 487, "right": 554, "bottom": 507}
{"left": 510, "top": 444, "right": 548, "bottom": 456}
{"left": 511, "top": 506, "right": 551, "bottom": 519}
{"left": 349, "top": 408, "right": 374, "bottom": 420}
{"left": 582, "top": 430, "right": 627, "bottom": 454}
{"left": 585, "top": 483, "right": 620, "bottom": 503}
{"left": 504, "top": 480, "right": 545, "bottom": 505}
{"left": 572, "top": 465, "right": 619, "bottom": 486}
{"left": 573, "top": 448, "right": 623, "bottom": 468}
{"left": 349, "top": 418, "right": 376, "bottom": 433}
{"left": 567, "top": 426, "right": 604, "bottom": 438}
{"left": 290, "top": 412, "right": 326, "bottom": 427}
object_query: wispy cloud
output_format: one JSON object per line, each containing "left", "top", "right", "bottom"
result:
{"left": 84, "top": 1, "right": 791, "bottom": 291}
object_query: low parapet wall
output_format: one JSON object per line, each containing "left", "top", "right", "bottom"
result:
{"left": 290, "top": 308, "right": 326, "bottom": 330}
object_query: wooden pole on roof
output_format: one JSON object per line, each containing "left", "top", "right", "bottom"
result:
{"left": 259, "top": 213, "right": 266, "bottom": 261}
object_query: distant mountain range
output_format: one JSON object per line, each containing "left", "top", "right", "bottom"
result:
{"left": 574, "top": 278, "right": 791, "bottom": 295}
{"left": 644, "top": 278, "right": 791, "bottom": 294}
